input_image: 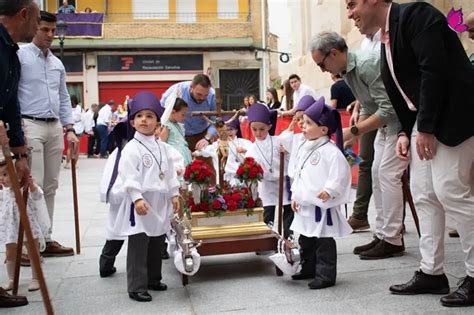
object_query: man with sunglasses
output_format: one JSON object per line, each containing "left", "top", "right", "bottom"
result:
{"left": 310, "top": 31, "right": 408, "bottom": 260}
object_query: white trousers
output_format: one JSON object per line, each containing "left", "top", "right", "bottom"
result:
{"left": 23, "top": 119, "right": 64, "bottom": 241}
{"left": 410, "top": 126, "right": 474, "bottom": 277}
{"left": 372, "top": 129, "right": 409, "bottom": 246}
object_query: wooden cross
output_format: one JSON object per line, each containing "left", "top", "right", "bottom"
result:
{"left": 191, "top": 88, "right": 241, "bottom": 186}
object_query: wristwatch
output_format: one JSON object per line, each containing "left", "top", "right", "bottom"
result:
{"left": 350, "top": 125, "right": 359, "bottom": 136}
{"left": 66, "top": 127, "right": 76, "bottom": 134}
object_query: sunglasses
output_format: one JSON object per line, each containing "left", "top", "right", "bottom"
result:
{"left": 317, "top": 52, "right": 331, "bottom": 70}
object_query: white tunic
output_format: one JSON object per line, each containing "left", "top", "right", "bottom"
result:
{"left": 110, "top": 132, "right": 180, "bottom": 237}
{"left": 290, "top": 137, "right": 352, "bottom": 238}
{"left": 278, "top": 130, "right": 306, "bottom": 180}
{"left": 197, "top": 137, "right": 253, "bottom": 186}
{"left": 247, "top": 135, "right": 290, "bottom": 207}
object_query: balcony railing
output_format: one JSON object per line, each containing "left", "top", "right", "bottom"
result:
{"left": 103, "top": 12, "right": 251, "bottom": 23}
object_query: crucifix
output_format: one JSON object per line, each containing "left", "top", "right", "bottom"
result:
{"left": 191, "top": 88, "right": 242, "bottom": 186}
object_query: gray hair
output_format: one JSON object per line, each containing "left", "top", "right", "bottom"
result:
{"left": 310, "top": 31, "right": 348, "bottom": 54}
{"left": 0, "top": 0, "right": 33, "bottom": 16}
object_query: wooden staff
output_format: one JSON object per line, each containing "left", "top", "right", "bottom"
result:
{"left": 0, "top": 123, "right": 54, "bottom": 314}
{"left": 402, "top": 169, "right": 420, "bottom": 237}
{"left": 12, "top": 188, "right": 28, "bottom": 295}
{"left": 70, "top": 141, "right": 81, "bottom": 254}
{"left": 277, "top": 151, "right": 285, "bottom": 237}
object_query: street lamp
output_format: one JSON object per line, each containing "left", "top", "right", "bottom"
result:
{"left": 56, "top": 20, "right": 68, "bottom": 61}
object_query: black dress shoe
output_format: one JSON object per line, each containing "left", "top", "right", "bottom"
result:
{"left": 0, "top": 288, "right": 28, "bottom": 308}
{"left": 148, "top": 282, "right": 167, "bottom": 291}
{"left": 359, "top": 239, "right": 404, "bottom": 260}
{"left": 291, "top": 272, "right": 315, "bottom": 280}
{"left": 308, "top": 279, "right": 334, "bottom": 290}
{"left": 128, "top": 291, "right": 152, "bottom": 302}
{"left": 100, "top": 267, "right": 117, "bottom": 278}
{"left": 353, "top": 238, "right": 380, "bottom": 255}
{"left": 390, "top": 270, "right": 450, "bottom": 295}
{"left": 162, "top": 251, "right": 170, "bottom": 260}
{"left": 440, "top": 276, "right": 474, "bottom": 307}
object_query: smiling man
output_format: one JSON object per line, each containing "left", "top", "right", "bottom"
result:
{"left": 346, "top": 0, "right": 474, "bottom": 307}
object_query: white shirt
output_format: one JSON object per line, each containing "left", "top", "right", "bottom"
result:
{"left": 360, "top": 29, "right": 381, "bottom": 52}
{"left": 97, "top": 104, "right": 112, "bottom": 126}
{"left": 71, "top": 106, "right": 84, "bottom": 134}
{"left": 17, "top": 43, "right": 73, "bottom": 126}
{"left": 293, "top": 84, "right": 319, "bottom": 107}
{"left": 83, "top": 109, "right": 95, "bottom": 133}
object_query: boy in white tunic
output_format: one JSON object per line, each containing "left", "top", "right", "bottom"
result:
{"left": 193, "top": 116, "right": 252, "bottom": 187}
{"left": 246, "top": 103, "right": 293, "bottom": 238}
{"left": 290, "top": 97, "right": 352, "bottom": 289}
{"left": 279, "top": 95, "right": 316, "bottom": 181}
{"left": 111, "top": 92, "right": 180, "bottom": 302}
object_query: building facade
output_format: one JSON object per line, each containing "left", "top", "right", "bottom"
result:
{"left": 44, "top": 0, "right": 278, "bottom": 109}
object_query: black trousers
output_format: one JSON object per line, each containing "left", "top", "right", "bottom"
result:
{"left": 299, "top": 235, "right": 337, "bottom": 285}
{"left": 263, "top": 204, "right": 294, "bottom": 239}
{"left": 127, "top": 233, "right": 165, "bottom": 293}
{"left": 99, "top": 239, "right": 124, "bottom": 273}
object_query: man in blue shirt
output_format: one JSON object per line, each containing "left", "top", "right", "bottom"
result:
{"left": 57, "top": 0, "right": 76, "bottom": 14}
{"left": 0, "top": 0, "right": 40, "bottom": 308}
{"left": 160, "top": 74, "right": 217, "bottom": 151}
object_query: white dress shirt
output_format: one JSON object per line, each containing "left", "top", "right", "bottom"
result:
{"left": 97, "top": 104, "right": 112, "bottom": 126}
{"left": 83, "top": 108, "right": 95, "bottom": 133}
{"left": 17, "top": 43, "right": 73, "bottom": 126}
{"left": 293, "top": 84, "right": 319, "bottom": 107}
{"left": 71, "top": 105, "right": 84, "bottom": 134}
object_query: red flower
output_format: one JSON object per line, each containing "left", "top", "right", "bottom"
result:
{"left": 244, "top": 157, "right": 255, "bottom": 165}
{"left": 236, "top": 166, "right": 245, "bottom": 176}
{"left": 227, "top": 200, "right": 238, "bottom": 210}
{"left": 231, "top": 193, "right": 241, "bottom": 202}
{"left": 223, "top": 195, "right": 232, "bottom": 203}
{"left": 199, "top": 202, "right": 209, "bottom": 212}
{"left": 211, "top": 200, "right": 221, "bottom": 210}
{"left": 246, "top": 198, "right": 255, "bottom": 208}
{"left": 249, "top": 166, "right": 258, "bottom": 178}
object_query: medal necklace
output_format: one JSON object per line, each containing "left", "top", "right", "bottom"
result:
{"left": 255, "top": 136, "right": 274, "bottom": 173}
{"left": 134, "top": 138, "right": 165, "bottom": 180}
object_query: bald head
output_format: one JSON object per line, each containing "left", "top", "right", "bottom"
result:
{"left": 466, "top": 12, "right": 474, "bottom": 40}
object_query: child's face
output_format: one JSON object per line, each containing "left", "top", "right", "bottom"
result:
{"left": 250, "top": 122, "right": 271, "bottom": 140}
{"left": 302, "top": 114, "right": 328, "bottom": 140}
{"left": 131, "top": 109, "right": 159, "bottom": 136}
{"left": 249, "top": 97, "right": 256, "bottom": 105}
{"left": 226, "top": 127, "right": 238, "bottom": 138}
{"left": 0, "top": 165, "right": 10, "bottom": 187}
{"left": 171, "top": 107, "right": 188, "bottom": 123}
{"left": 295, "top": 111, "right": 304, "bottom": 129}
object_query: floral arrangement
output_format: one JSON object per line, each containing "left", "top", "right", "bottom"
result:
{"left": 184, "top": 159, "right": 214, "bottom": 184}
{"left": 235, "top": 157, "right": 264, "bottom": 184}
{"left": 182, "top": 183, "right": 262, "bottom": 217}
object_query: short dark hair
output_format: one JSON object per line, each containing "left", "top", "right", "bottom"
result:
{"left": 192, "top": 74, "right": 211, "bottom": 88}
{"left": 70, "top": 95, "right": 79, "bottom": 105}
{"left": 173, "top": 97, "right": 188, "bottom": 111}
{"left": 40, "top": 10, "right": 56, "bottom": 23}
{"left": 0, "top": 0, "right": 33, "bottom": 16}
{"left": 289, "top": 74, "right": 301, "bottom": 81}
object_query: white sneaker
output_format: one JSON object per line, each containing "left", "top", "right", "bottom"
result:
{"left": 64, "top": 163, "right": 71, "bottom": 169}
{"left": 1, "top": 280, "right": 13, "bottom": 291}
{"left": 28, "top": 279, "right": 40, "bottom": 291}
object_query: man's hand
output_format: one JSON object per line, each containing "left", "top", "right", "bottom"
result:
{"left": 236, "top": 147, "right": 247, "bottom": 154}
{"left": 195, "top": 138, "right": 209, "bottom": 150}
{"left": 172, "top": 196, "right": 180, "bottom": 213}
{"left": 291, "top": 200, "right": 298, "bottom": 213}
{"left": 349, "top": 101, "right": 360, "bottom": 126}
{"left": 415, "top": 131, "right": 436, "bottom": 161}
{"left": 67, "top": 130, "right": 79, "bottom": 145}
{"left": 134, "top": 199, "right": 149, "bottom": 216}
{"left": 342, "top": 127, "right": 354, "bottom": 143}
{"left": 396, "top": 135, "right": 410, "bottom": 161}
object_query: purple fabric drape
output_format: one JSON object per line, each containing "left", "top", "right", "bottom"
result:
{"left": 56, "top": 13, "right": 104, "bottom": 37}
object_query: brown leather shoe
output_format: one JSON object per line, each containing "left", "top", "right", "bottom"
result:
{"left": 0, "top": 287, "right": 28, "bottom": 308}
{"left": 348, "top": 216, "right": 370, "bottom": 232}
{"left": 41, "top": 241, "right": 74, "bottom": 257}
{"left": 440, "top": 276, "right": 474, "bottom": 307}
{"left": 353, "top": 237, "right": 380, "bottom": 255}
{"left": 359, "top": 239, "right": 404, "bottom": 260}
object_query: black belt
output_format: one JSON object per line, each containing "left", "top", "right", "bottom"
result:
{"left": 22, "top": 115, "right": 58, "bottom": 122}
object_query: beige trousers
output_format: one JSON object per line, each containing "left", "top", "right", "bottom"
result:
{"left": 410, "top": 125, "right": 474, "bottom": 277}
{"left": 23, "top": 119, "right": 64, "bottom": 241}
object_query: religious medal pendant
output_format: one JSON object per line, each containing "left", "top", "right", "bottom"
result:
{"left": 159, "top": 171, "right": 165, "bottom": 180}
{"left": 269, "top": 168, "right": 273, "bottom": 174}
